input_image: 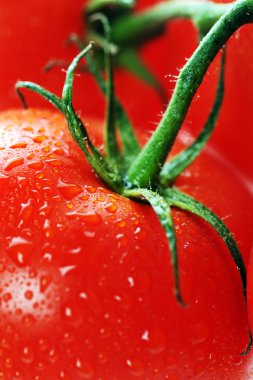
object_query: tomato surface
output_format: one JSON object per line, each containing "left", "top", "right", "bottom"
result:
{"left": 0, "top": 108, "right": 253, "bottom": 379}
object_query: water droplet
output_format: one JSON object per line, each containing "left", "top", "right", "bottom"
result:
{"left": 22, "top": 314, "right": 36, "bottom": 327}
{"left": 27, "top": 153, "right": 34, "bottom": 160}
{"left": 38, "top": 338, "right": 49, "bottom": 351}
{"left": 0, "top": 173, "right": 8, "bottom": 182}
{"left": 65, "top": 202, "right": 74, "bottom": 209}
{"left": 35, "top": 172, "right": 44, "bottom": 179}
{"left": 7, "top": 237, "right": 32, "bottom": 267}
{"left": 80, "top": 195, "right": 90, "bottom": 201}
{"left": 40, "top": 275, "right": 52, "bottom": 293}
{"left": 21, "top": 346, "right": 34, "bottom": 364}
{"left": 10, "top": 142, "right": 27, "bottom": 149}
{"left": 53, "top": 148, "right": 65, "bottom": 156}
{"left": 0, "top": 371, "right": 7, "bottom": 380}
{"left": 116, "top": 219, "right": 126, "bottom": 228}
{"left": 75, "top": 358, "right": 94, "bottom": 379}
{"left": 58, "top": 180, "right": 83, "bottom": 200}
{"left": 62, "top": 303, "right": 83, "bottom": 326}
{"left": 97, "top": 351, "right": 108, "bottom": 364}
{"left": 24, "top": 290, "right": 34, "bottom": 300}
{"left": 4, "top": 157, "right": 24, "bottom": 171}
{"left": 3, "top": 293, "right": 12, "bottom": 302}
{"left": 66, "top": 212, "right": 102, "bottom": 225}
{"left": 105, "top": 203, "right": 118, "bottom": 213}
{"left": 127, "top": 277, "right": 135, "bottom": 288}
{"left": 33, "top": 135, "right": 48, "bottom": 143}
{"left": 17, "top": 176, "right": 28, "bottom": 187}
{"left": 43, "top": 219, "right": 54, "bottom": 238}
{"left": 4, "top": 356, "right": 13, "bottom": 369}
{"left": 35, "top": 361, "right": 46, "bottom": 371}
{"left": 58, "top": 371, "right": 70, "bottom": 380}
{"left": 47, "top": 153, "right": 55, "bottom": 159}
{"left": 39, "top": 203, "right": 51, "bottom": 217}
{"left": 46, "top": 159, "right": 63, "bottom": 167}
{"left": 116, "top": 234, "right": 128, "bottom": 248}
{"left": 48, "top": 348, "right": 59, "bottom": 364}
{"left": 42, "top": 187, "right": 53, "bottom": 195}
{"left": 28, "top": 269, "right": 37, "bottom": 278}
{"left": 146, "top": 328, "right": 167, "bottom": 354}
{"left": 69, "top": 247, "right": 81, "bottom": 254}
{"left": 84, "top": 231, "right": 95, "bottom": 238}
{"left": 28, "top": 161, "right": 43, "bottom": 169}
{"left": 19, "top": 199, "right": 33, "bottom": 224}
{"left": 87, "top": 187, "right": 96, "bottom": 194}
{"left": 59, "top": 265, "right": 76, "bottom": 277}
{"left": 42, "top": 146, "right": 50, "bottom": 153}
{"left": 13, "top": 370, "right": 24, "bottom": 380}
{"left": 141, "top": 330, "right": 149, "bottom": 341}
{"left": 23, "top": 126, "right": 33, "bottom": 132}
{"left": 126, "top": 358, "right": 145, "bottom": 377}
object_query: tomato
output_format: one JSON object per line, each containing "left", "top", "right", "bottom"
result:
{"left": 0, "top": 108, "right": 253, "bottom": 379}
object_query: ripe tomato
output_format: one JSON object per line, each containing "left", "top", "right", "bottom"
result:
{"left": 0, "top": 108, "right": 253, "bottom": 379}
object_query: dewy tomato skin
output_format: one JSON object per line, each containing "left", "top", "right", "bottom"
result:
{"left": 0, "top": 109, "right": 253, "bottom": 379}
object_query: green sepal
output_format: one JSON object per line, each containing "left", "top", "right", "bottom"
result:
{"left": 90, "top": 14, "right": 121, "bottom": 165}
{"left": 68, "top": 34, "right": 140, "bottom": 166}
{"left": 60, "top": 42, "right": 114, "bottom": 169}
{"left": 160, "top": 48, "right": 226, "bottom": 186}
{"left": 164, "top": 188, "right": 247, "bottom": 299}
{"left": 16, "top": 82, "right": 64, "bottom": 113}
{"left": 124, "top": 187, "right": 185, "bottom": 306}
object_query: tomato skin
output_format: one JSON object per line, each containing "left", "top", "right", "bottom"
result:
{"left": 0, "top": 108, "right": 253, "bottom": 379}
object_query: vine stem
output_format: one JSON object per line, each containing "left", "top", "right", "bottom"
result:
{"left": 126, "top": 0, "right": 253, "bottom": 188}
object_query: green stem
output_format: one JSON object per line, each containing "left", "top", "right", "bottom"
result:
{"left": 90, "top": 14, "right": 121, "bottom": 163}
{"left": 68, "top": 34, "right": 141, "bottom": 164}
{"left": 110, "top": 0, "right": 230, "bottom": 44}
{"left": 124, "top": 187, "right": 185, "bottom": 306}
{"left": 127, "top": 0, "right": 253, "bottom": 188}
{"left": 160, "top": 48, "right": 226, "bottom": 186}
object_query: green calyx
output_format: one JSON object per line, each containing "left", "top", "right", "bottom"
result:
{"left": 16, "top": 0, "right": 253, "bottom": 353}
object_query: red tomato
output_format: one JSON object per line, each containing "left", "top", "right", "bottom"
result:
{"left": 0, "top": 108, "right": 253, "bottom": 379}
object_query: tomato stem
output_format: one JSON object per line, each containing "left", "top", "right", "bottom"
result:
{"left": 68, "top": 33, "right": 141, "bottom": 165}
{"left": 90, "top": 14, "right": 121, "bottom": 164}
{"left": 160, "top": 48, "right": 226, "bottom": 186}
